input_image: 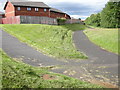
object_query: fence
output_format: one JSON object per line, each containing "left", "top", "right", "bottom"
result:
{"left": 0, "top": 18, "right": 2, "bottom": 24}
{"left": 2, "top": 16, "right": 20, "bottom": 24}
{"left": 20, "top": 16, "right": 58, "bottom": 25}
{"left": 1, "top": 16, "right": 83, "bottom": 25}
{"left": 1, "top": 16, "right": 58, "bottom": 25}
{"left": 66, "top": 19, "right": 83, "bottom": 24}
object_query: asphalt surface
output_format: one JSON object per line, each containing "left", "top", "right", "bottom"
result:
{"left": 1, "top": 28, "right": 119, "bottom": 87}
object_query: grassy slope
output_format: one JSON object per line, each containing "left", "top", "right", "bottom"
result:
{"left": 1, "top": 50, "right": 103, "bottom": 88}
{"left": 1, "top": 24, "right": 87, "bottom": 59}
{"left": 84, "top": 28, "right": 119, "bottom": 54}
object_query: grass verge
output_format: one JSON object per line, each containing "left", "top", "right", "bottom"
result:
{"left": 84, "top": 27, "right": 119, "bottom": 54}
{"left": 1, "top": 50, "right": 103, "bottom": 88}
{"left": 1, "top": 24, "right": 87, "bottom": 59}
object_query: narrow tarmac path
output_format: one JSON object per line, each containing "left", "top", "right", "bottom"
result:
{"left": 1, "top": 29, "right": 66, "bottom": 67}
{"left": 1, "top": 28, "right": 118, "bottom": 88}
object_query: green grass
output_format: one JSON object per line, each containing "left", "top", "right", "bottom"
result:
{"left": 1, "top": 50, "right": 103, "bottom": 88}
{"left": 1, "top": 24, "right": 87, "bottom": 59}
{"left": 0, "top": 49, "right": 2, "bottom": 89}
{"left": 61, "top": 24, "right": 86, "bottom": 31}
{"left": 84, "top": 28, "right": 119, "bottom": 54}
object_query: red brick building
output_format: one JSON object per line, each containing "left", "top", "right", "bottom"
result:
{"left": 4, "top": 1, "right": 71, "bottom": 19}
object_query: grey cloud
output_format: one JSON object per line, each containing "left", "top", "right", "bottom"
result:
{"left": 48, "top": 2, "right": 103, "bottom": 17}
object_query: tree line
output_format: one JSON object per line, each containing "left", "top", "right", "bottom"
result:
{"left": 85, "top": 1, "right": 120, "bottom": 28}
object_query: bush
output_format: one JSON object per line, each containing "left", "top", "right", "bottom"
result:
{"left": 57, "top": 18, "right": 67, "bottom": 25}
{"left": 85, "top": 13, "right": 101, "bottom": 27}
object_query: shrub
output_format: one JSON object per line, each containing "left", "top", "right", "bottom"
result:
{"left": 57, "top": 18, "right": 67, "bottom": 25}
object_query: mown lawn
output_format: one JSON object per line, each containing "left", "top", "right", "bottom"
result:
{"left": 1, "top": 24, "right": 87, "bottom": 59}
{"left": 1, "top": 50, "right": 103, "bottom": 88}
{"left": 84, "top": 28, "right": 119, "bottom": 54}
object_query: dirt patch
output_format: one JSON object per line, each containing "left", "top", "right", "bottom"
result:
{"left": 88, "top": 79, "right": 119, "bottom": 89}
{"left": 42, "top": 74, "right": 55, "bottom": 80}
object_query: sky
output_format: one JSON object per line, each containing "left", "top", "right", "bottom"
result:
{"left": 0, "top": 0, "right": 109, "bottom": 20}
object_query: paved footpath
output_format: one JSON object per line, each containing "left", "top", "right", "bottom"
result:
{"left": 1, "top": 28, "right": 119, "bottom": 88}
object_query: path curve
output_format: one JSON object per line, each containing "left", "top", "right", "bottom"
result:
{"left": 1, "top": 28, "right": 118, "bottom": 88}
{"left": 73, "top": 30, "right": 118, "bottom": 86}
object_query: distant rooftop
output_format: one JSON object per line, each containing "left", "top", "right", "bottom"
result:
{"left": 50, "top": 8, "right": 65, "bottom": 14}
{"left": 4, "top": 1, "right": 50, "bottom": 10}
{"left": 11, "top": 1, "right": 50, "bottom": 8}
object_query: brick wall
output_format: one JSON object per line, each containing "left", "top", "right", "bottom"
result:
{"left": 50, "top": 12, "right": 65, "bottom": 18}
{"left": 5, "top": 1, "right": 15, "bottom": 18}
{"left": 2, "top": 16, "right": 20, "bottom": 24}
{"left": 15, "top": 7, "right": 50, "bottom": 17}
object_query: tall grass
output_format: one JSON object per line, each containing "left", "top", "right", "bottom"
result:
{"left": 84, "top": 28, "right": 119, "bottom": 54}
{"left": 2, "top": 24, "right": 87, "bottom": 59}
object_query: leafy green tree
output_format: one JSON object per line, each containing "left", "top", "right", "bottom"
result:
{"left": 85, "top": 13, "right": 101, "bottom": 27}
{"left": 101, "top": 2, "right": 120, "bottom": 28}
{"left": 85, "top": 1, "right": 120, "bottom": 28}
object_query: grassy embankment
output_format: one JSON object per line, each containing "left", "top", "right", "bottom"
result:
{"left": 1, "top": 50, "right": 103, "bottom": 88}
{"left": 84, "top": 27, "right": 119, "bottom": 54}
{"left": 0, "top": 24, "right": 87, "bottom": 59}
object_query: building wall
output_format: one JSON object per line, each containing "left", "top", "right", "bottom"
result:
{"left": 65, "top": 14, "right": 71, "bottom": 19}
{"left": 2, "top": 16, "right": 20, "bottom": 24}
{"left": 4, "top": 1, "right": 71, "bottom": 19}
{"left": 15, "top": 6, "right": 50, "bottom": 17}
{"left": 50, "top": 12, "right": 65, "bottom": 19}
{"left": 4, "top": 1, "right": 71, "bottom": 21}
{"left": 5, "top": 1, "right": 15, "bottom": 18}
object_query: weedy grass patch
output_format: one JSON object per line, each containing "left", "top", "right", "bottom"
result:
{"left": 2, "top": 24, "right": 87, "bottom": 59}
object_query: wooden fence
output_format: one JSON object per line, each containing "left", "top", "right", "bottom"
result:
{"left": 66, "top": 19, "right": 83, "bottom": 24}
{"left": 0, "top": 18, "right": 2, "bottom": 24}
{"left": 20, "top": 16, "right": 58, "bottom": 25}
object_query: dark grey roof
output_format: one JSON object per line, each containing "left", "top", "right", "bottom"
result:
{"left": 11, "top": 1, "right": 50, "bottom": 8}
{"left": 50, "top": 8, "right": 65, "bottom": 14}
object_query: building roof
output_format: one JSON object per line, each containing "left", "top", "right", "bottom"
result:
{"left": 4, "top": 1, "right": 50, "bottom": 10}
{"left": 50, "top": 8, "right": 65, "bottom": 14}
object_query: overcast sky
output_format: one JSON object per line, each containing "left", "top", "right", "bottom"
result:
{"left": 0, "top": 0, "right": 109, "bottom": 20}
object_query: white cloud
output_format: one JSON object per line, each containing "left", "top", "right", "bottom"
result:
{"left": 71, "top": 15, "right": 89, "bottom": 20}
{"left": 28, "top": 0, "right": 109, "bottom": 6}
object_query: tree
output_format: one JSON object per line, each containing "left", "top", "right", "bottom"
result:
{"left": 101, "top": 2, "right": 120, "bottom": 28}
{"left": 85, "top": 1, "right": 120, "bottom": 28}
{"left": 85, "top": 13, "right": 101, "bottom": 27}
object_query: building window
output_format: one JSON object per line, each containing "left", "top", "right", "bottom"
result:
{"left": 17, "top": 7, "right": 20, "bottom": 10}
{"left": 44, "top": 9, "right": 47, "bottom": 12}
{"left": 35, "top": 8, "right": 39, "bottom": 11}
{"left": 27, "top": 7, "right": 31, "bottom": 11}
